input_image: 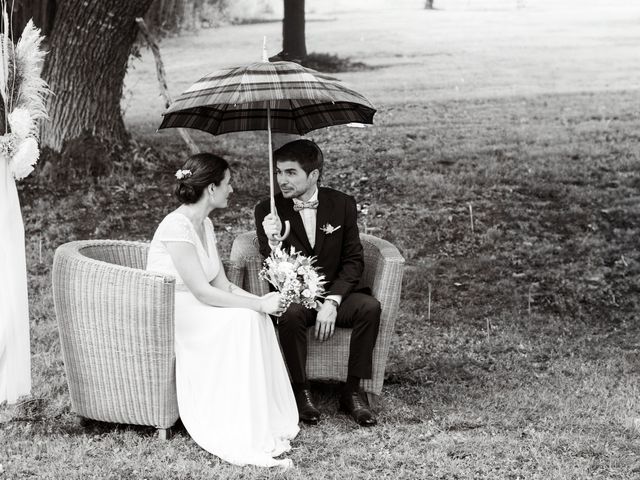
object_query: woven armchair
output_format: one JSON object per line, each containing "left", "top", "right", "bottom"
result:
{"left": 228, "top": 232, "right": 405, "bottom": 404}
{"left": 52, "top": 240, "right": 178, "bottom": 438}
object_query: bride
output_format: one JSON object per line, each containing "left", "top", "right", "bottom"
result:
{"left": 146, "top": 152, "right": 299, "bottom": 468}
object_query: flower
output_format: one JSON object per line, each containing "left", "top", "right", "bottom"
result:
{"left": 9, "top": 137, "right": 39, "bottom": 180}
{"left": 4, "top": 109, "right": 41, "bottom": 180}
{"left": 8, "top": 108, "right": 36, "bottom": 138}
{"left": 175, "top": 169, "right": 192, "bottom": 180}
{"left": 320, "top": 223, "right": 341, "bottom": 235}
{"left": 259, "top": 246, "right": 327, "bottom": 310}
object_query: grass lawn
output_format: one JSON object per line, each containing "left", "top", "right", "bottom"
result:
{"left": 2, "top": 1, "right": 640, "bottom": 478}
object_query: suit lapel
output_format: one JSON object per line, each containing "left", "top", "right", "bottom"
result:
{"left": 313, "top": 189, "right": 333, "bottom": 256}
{"left": 277, "top": 196, "right": 313, "bottom": 254}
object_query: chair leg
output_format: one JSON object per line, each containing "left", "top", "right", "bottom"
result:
{"left": 157, "top": 428, "right": 169, "bottom": 440}
{"left": 366, "top": 392, "right": 382, "bottom": 412}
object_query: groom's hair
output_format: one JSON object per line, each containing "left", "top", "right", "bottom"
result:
{"left": 274, "top": 139, "right": 323, "bottom": 181}
{"left": 175, "top": 152, "right": 229, "bottom": 204}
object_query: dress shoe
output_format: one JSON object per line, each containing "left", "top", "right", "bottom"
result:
{"left": 339, "top": 389, "right": 377, "bottom": 427}
{"left": 294, "top": 388, "right": 320, "bottom": 425}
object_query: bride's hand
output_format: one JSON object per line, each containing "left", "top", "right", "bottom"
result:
{"left": 259, "top": 292, "right": 285, "bottom": 315}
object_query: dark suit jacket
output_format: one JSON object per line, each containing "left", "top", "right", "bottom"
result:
{"left": 254, "top": 187, "right": 365, "bottom": 299}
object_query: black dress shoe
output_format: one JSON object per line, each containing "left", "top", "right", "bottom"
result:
{"left": 339, "top": 390, "right": 377, "bottom": 427}
{"left": 294, "top": 388, "right": 320, "bottom": 425}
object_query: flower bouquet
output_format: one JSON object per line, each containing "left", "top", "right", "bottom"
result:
{"left": 259, "top": 246, "right": 327, "bottom": 310}
{"left": 0, "top": 17, "right": 49, "bottom": 181}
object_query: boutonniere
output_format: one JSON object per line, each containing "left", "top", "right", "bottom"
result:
{"left": 320, "top": 223, "right": 341, "bottom": 235}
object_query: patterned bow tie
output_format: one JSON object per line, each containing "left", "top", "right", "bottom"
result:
{"left": 293, "top": 199, "right": 319, "bottom": 211}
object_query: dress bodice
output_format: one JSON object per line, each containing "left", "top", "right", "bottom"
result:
{"left": 146, "top": 211, "right": 220, "bottom": 290}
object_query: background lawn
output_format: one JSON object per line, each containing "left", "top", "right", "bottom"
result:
{"left": 2, "top": 0, "right": 640, "bottom": 478}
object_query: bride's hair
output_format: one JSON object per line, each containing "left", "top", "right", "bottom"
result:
{"left": 175, "top": 153, "right": 230, "bottom": 204}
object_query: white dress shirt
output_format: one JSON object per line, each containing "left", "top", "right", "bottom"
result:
{"left": 293, "top": 188, "right": 318, "bottom": 248}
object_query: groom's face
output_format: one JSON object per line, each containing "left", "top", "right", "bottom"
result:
{"left": 276, "top": 160, "right": 318, "bottom": 199}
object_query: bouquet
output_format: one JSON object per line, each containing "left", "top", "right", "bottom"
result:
{"left": 259, "top": 246, "right": 327, "bottom": 310}
{"left": 0, "top": 17, "right": 49, "bottom": 181}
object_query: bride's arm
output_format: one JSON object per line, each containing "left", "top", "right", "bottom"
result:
{"left": 164, "top": 241, "right": 275, "bottom": 312}
{"left": 210, "top": 258, "right": 259, "bottom": 299}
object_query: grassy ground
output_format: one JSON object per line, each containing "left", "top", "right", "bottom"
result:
{"left": 2, "top": 1, "right": 640, "bottom": 478}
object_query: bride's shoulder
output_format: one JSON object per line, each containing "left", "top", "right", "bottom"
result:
{"left": 160, "top": 210, "right": 190, "bottom": 226}
{"left": 154, "top": 211, "right": 193, "bottom": 240}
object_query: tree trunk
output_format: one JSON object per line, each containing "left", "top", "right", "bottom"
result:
{"left": 41, "top": 0, "right": 154, "bottom": 152}
{"left": 10, "top": 0, "right": 57, "bottom": 38}
{"left": 425, "top": 0, "right": 434, "bottom": 9}
{"left": 282, "top": 0, "right": 306, "bottom": 60}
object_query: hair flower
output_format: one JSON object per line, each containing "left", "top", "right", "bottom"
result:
{"left": 175, "top": 169, "right": 192, "bottom": 180}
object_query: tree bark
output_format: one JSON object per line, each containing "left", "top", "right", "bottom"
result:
{"left": 282, "top": 0, "right": 306, "bottom": 60}
{"left": 41, "top": 0, "right": 154, "bottom": 152}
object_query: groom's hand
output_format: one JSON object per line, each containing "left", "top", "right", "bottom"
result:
{"left": 315, "top": 301, "right": 337, "bottom": 341}
{"left": 262, "top": 213, "right": 283, "bottom": 244}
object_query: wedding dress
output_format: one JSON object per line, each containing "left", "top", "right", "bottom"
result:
{"left": 0, "top": 155, "right": 31, "bottom": 404}
{"left": 146, "top": 212, "right": 298, "bottom": 468}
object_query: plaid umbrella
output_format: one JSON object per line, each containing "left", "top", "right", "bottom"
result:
{"left": 158, "top": 62, "right": 376, "bottom": 135}
{"left": 158, "top": 50, "right": 376, "bottom": 240}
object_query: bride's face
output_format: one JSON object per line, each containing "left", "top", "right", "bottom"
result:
{"left": 209, "top": 169, "right": 233, "bottom": 209}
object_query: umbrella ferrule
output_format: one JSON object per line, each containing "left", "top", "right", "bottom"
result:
{"left": 262, "top": 36, "right": 268, "bottom": 62}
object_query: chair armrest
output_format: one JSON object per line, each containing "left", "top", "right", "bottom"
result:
{"left": 223, "top": 259, "right": 243, "bottom": 289}
{"left": 360, "top": 233, "right": 405, "bottom": 316}
{"left": 359, "top": 234, "right": 405, "bottom": 393}
{"left": 229, "top": 232, "right": 269, "bottom": 295}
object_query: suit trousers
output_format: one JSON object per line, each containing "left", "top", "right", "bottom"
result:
{"left": 276, "top": 292, "right": 381, "bottom": 385}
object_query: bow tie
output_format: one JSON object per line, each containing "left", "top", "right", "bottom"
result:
{"left": 293, "top": 199, "right": 319, "bottom": 211}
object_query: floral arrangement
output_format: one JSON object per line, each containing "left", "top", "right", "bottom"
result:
{"left": 0, "top": 13, "right": 49, "bottom": 181}
{"left": 175, "top": 168, "right": 192, "bottom": 179}
{"left": 259, "top": 246, "right": 327, "bottom": 310}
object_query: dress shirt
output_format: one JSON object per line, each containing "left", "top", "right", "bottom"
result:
{"left": 293, "top": 188, "right": 318, "bottom": 248}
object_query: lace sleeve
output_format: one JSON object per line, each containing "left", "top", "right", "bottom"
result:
{"left": 156, "top": 213, "right": 196, "bottom": 245}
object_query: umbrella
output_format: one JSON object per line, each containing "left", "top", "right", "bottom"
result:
{"left": 159, "top": 43, "right": 376, "bottom": 240}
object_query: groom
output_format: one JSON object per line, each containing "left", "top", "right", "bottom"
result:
{"left": 255, "top": 139, "right": 380, "bottom": 427}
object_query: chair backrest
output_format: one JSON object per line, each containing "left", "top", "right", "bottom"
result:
{"left": 79, "top": 241, "right": 149, "bottom": 270}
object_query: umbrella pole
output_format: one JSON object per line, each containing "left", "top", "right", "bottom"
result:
{"left": 267, "top": 103, "right": 290, "bottom": 241}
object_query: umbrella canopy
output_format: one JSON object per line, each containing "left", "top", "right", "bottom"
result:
{"left": 158, "top": 61, "right": 376, "bottom": 135}
{"left": 158, "top": 57, "right": 376, "bottom": 241}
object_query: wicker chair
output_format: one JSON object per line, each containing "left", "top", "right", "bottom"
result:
{"left": 52, "top": 240, "right": 178, "bottom": 438}
{"left": 228, "top": 232, "right": 405, "bottom": 406}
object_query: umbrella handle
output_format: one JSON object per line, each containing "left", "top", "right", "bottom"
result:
{"left": 272, "top": 220, "right": 290, "bottom": 242}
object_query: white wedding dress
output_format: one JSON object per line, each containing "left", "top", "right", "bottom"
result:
{"left": 0, "top": 156, "right": 31, "bottom": 404}
{"left": 146, "top": 212, "right": 298, "bottom": 468}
